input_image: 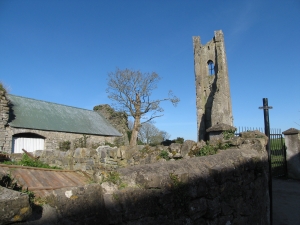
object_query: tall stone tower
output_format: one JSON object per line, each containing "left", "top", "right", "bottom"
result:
{"left": 193, "top": 30, "right": 233, "bottom": 141}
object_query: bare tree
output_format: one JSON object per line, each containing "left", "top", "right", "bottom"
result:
{"left": 138, "top": 122, "right": 159, "bottom": 144}
{"left": 160, "top": 130, "right": 171, "bottom": 141}
{"left": 134, "top": 122, "right": 171, "bottom": 145}
{"left": 107, "top": 68, "right": 179, "bottom": 146}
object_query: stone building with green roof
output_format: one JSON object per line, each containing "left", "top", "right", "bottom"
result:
{"left": 0, "top": 91, "right": 122, "bottom": 153}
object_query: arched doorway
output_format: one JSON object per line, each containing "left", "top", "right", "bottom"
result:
{"left": 12, "top": 133, "right": 45, "bottom": 153}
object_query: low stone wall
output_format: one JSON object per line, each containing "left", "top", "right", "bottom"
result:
{"left": 102, "top": 146, "right": 269, "bottom": 224}
{"left": 11, "top": 141, "right": 204, "bottom": 180}
{"left": 3, "top": 131, "right": 270, "bottom": 224}
{"left": 14, "top": 144, "right": 269, "bottom": 225}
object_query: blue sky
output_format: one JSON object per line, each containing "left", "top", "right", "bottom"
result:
{"left": 1, "top": 0, "right": 299, "bottom": 141}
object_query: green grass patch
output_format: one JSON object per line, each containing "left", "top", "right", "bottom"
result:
{"left": 2, "top": 154, "right": 61, "bottom": 170}
{"left": 159, "top": 150, "right": 170, "bottom": 160}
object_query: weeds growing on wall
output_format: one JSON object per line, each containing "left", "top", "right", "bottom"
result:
{"left": 0, "top": 82, "right": 8, "bottom": 93}
{"left": 0, "top": 82, "right": 7, "bottom": 93}
{"left": 158, "top": 150, "right": 170, "bottom": 160}
{"left": 104, "top": 140, "right": 117, "bottom": 147}
{"left": 59, "top": 140, "right": 71, "bottom": 151}
{"left": 193, "top": 141, "right": 231, "bottom": 157}
{"left": 74, "top": 134, "right": 90, "bottom": 148}
{"left": 102, "top": 171, "right": 128, "bottom": 189}
{"left": 196, "top": 144, "right": 218, "bottom": 156}
{"left": 222, "top": 130, "right": 235, "bottom": 140}
{"left": 2, "top": 154, "right": 61, "bottom": 169}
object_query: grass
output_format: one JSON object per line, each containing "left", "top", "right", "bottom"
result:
{"left": 270, "top": 138, "right": 285, "bottom": 150}
{"left": 158, "top": 150, "right": 169, "bottom": 160}
{"left": 269, "top": 137, "right": 286, "bottom": 176}
{"left": 2, "top": 153, "right": 61, "bottom": 170}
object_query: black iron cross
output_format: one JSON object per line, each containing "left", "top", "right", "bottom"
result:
{"left": 259, "top": 98, "right": 273, "bottom": 225}
{"left": 259, "top": 98, "right": 273, "bottom": 147}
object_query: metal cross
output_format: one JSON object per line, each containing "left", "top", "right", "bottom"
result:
{"left": 259, "top": 98, "right": 273, "bottom": 225}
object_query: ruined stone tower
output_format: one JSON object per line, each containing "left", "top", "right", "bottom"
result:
{"left": 193, "top": 30, "right": 233, "bottom": 141}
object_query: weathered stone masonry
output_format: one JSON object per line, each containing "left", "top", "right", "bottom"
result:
{"left": 193, "top": 30, "right": 233, "bottom": 141}
{"left": 2, "top": 131, "right": 270, "bottom": 224}
{"left": 6, "top": 128, "right": 115, "bottom": 152}
{"left": 0, "top": 91, "right": 10, "bottom": 152}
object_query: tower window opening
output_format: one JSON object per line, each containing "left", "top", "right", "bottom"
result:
{"left": 208, "top": 60, "right": 215, "bottom": 75}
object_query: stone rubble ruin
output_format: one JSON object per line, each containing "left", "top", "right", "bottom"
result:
{"left": 193, "top": 30, "right": 233, "bottom": 141}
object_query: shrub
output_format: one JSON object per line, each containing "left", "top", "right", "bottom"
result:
{"left": 193, "top": 141, "right": 231, "bottom": 157}
{"left": 103, "top": 171, "right": 121, "bottom": 184}
{"left": 174, "top": 137, "right": 184, "bottom": 144}
{"left": 222, "top": 130, "right": 235, "bottom": 140}
{"left": 159, "top": 150, "right": 170, "bottom": 160}
{"left": 74, "top": 134, "right": 90, "bottom": 148}
{"left": 0, "top": 82, "right": 7, "bottom": 93}
{"left": 196, "top": 144, "right": 218, "bottom": 156}
{"left": 59, "top": 141, "right": 71, "bottom": 151}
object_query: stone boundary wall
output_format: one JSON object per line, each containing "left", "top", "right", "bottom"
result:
{"left": 2, "top": 133, "right": 270, "bottom": 224}
{"left": 14, "top": 142, "right": 204, "bottom": 178}
{"left": 102, "top": 147, "right": 269, "bottom": 224}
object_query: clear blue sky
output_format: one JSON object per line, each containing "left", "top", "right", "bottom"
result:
{"left": 1, "top": 0, "right": 299, "bottom": 141}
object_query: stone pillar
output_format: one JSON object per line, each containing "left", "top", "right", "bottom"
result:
{"left": 282, "top": 128, "right": 300, "bottom": 180}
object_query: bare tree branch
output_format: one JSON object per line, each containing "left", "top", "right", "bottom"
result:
{"left": 106, "top": 68, "right": 180, "bottom": 145}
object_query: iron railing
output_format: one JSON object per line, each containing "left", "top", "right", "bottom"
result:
{"left": 235, "top": 127, "right": 286, "bottom": 177}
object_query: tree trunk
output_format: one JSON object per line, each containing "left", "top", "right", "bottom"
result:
{"left": 130, "top": 93, "right": 142, "bottom": 146}
{"left": 130, "top": 116, "right": 140, "bottom": 146}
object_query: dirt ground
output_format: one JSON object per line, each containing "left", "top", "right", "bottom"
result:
{"left": 272, "top": 178, "right": 300, "bottom": 225}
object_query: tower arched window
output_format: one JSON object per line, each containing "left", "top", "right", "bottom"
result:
{"left": 207, "top": 60, "right": 215, "bottom": 75}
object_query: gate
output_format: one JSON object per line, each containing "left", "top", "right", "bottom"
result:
{"left": 236, "top": 127, "right": 287, "bottom": 177}
{"left": 270, "top": 133, "right": 286, "bottom": 177}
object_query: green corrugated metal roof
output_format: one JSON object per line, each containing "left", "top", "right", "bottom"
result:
{"left": 7, "top": 94, "right": 122, "bottom": 136}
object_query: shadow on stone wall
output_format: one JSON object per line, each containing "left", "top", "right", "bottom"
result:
{"left": 20, "top": 148, "right": 270, "bottom": 225}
